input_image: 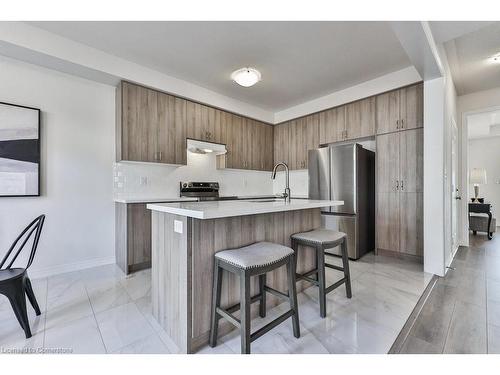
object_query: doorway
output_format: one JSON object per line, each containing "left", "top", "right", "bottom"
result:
{"left": 460, "top": 106, "right": 500, "bottom": 247}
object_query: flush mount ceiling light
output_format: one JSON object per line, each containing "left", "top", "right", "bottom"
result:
{"left": 231, "top": 67, "right": 262, "bottom": 87}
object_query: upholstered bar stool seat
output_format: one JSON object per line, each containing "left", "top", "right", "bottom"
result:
{"left": 291, "top": 229, "right": 346, "bottom": 247}
{"left": 291, "top": 229, "right": 352, "bottom": 318}
{"left": 209, "top": 241, "right": 300, "bottom": 354}
{"left": 215, "top": 242, "right": 294, "bottom": 270}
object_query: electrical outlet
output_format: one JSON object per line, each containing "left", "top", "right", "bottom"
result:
{"left": 174, "top": 220, "right": 183, "bottom": 234}
{"left": 139, "top": 176, "right": 148, "bottom": 186}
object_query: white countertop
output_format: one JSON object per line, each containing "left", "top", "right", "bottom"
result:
{"left": 113, "top": 195, "right": 308, "bottom": 204}
{"left": 114, "top": 197, "right": 198, "bottom": 204}
{"left": 147, "top": 199, "right": 343, "bottom": 219}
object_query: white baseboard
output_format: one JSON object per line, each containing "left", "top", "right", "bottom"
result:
{"left": 28, "top": 256, "right": 116, "bottom": 279}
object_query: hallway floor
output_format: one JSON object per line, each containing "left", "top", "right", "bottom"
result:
{"left": 0, "top": 252, "right": 432, "bottom": 354}
{"left": 398, "top": 232, "right": 500, "bottom": 353}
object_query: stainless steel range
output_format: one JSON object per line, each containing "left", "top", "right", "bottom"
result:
{"left": 179, "top": 182, "right": 237, "bottom": 201}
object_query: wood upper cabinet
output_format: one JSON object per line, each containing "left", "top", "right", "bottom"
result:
{"left": 376, "top": 83, "right": 423, "bottom": 135}
{"left": 400, "top": 83, "right": 424, "bottom": 130}
{"left": 118, "top": 81, "right": 187, "bottom": 165}
{"left": 158, "top": 94, "right": 187, "bottom": 165}
{"left": 251, "top": 121, "right": 273, "bottom": 171}
{"left": 220, "top": 115, "right": 273, "bottom": 171}
{"left": 275, "top": 114, "right": 319, "bottom": 170}
{"left": 319, "top": 106, "right": 345, "bottom": 145}
{"left": 346, "top": 97, "right": 376, "bottom": 140}
{"left": 119, "top": 81, "right": 157, "bottom": 163}
{"left": 274, "top": 122, "right": 290, "bottom": 166}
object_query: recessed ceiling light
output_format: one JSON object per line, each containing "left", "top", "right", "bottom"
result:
{"left": 231, "top": 67, "right": 262, "bottom": 87}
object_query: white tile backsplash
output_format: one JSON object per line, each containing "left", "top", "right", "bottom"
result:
{"left": 114, "top": 151, "right": 276, "bottom": 199}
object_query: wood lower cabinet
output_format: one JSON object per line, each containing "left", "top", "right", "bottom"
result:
{"left": 399, "top": 192, "right": 424, "bottom": 256}
{"left": 115, "top": 203, "right": 152, "bottom": 274}
{"left": 376, "top": 128, "right": 423, "bottom": 258}
{"left": 376, "top": 192, "right": 400, "bottom": 252}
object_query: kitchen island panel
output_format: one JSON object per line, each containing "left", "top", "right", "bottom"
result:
{"left": 189, "top": 208, "right": 321, "bottom": 351}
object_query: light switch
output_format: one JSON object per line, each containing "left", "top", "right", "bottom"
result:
{"left": 174, "top": 220, "right": 183, "bottom": 234}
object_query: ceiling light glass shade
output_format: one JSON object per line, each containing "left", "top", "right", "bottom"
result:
{"left": 231, "top": 67, "right": 262, "bottom": 87}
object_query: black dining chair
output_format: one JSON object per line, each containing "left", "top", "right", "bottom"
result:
{"left": 0, "top": 215, "right": 45, "bottom": 338}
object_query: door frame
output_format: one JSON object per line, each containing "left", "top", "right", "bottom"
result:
{"left": 450, "top": 118, "right": 459, "bottom": 262}
{"left": 460, "top": 105, "right": 500, "bottom": 247}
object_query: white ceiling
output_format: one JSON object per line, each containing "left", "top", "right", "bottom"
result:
{"left": 467, "top": 109, "right": 500, "bottom": 139}
{"left": 441, "top": 22, "right": 500, "bottom": 95}
{"left": 28, "top": 21, "right": 411, "bottom": 111}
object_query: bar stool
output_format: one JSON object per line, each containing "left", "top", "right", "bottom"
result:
{"left": 291, "top": 229, "right": 352, "bottom": 318}
{"left": 209, "top": 241, "right": 300, "bottom": 354}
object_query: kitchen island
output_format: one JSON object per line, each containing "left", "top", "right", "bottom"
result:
{"left": 147, "top": 199, "right": 343, "bottom": 353}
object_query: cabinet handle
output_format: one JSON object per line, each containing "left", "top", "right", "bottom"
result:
{"left": 401, "top": 180, "right": 404, "bottom": 190}
{"left": 401, "top": 119, "right": 404, "bottom": 129}
{"left": 396, "top": 120, "right": 399, "bottom": 129}
{"left": 159, "top": 151, "right": 163, "bottom": 161}
{"left": 396, "top": 180, "right": 399, "bottom": 191}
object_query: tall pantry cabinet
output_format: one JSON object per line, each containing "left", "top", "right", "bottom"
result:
{"left": 375, "top": 83, "right": 424, "bottom": 258}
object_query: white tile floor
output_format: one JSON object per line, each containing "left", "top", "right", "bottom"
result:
{"left": 0, "top": 252, "right": 432, "bottom": 354}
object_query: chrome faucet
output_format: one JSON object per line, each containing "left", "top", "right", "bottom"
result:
{"left": 271, "top": 162, "right": 291, "bottom": 203}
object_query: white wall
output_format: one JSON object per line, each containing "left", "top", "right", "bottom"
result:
{"left": 0, "top": 55, "right": 115, "bottom": 278}
{"left": 275, "top": 67, "right": 421, "bottom": 123}
{"left": 468, "top": 137, "right": 500, "bottom": 220}
{"left": 423, "top": 77, "right": 446, "bottom": 276}
{"left": 115, "top": 153, "right": 273, "bottom": 199}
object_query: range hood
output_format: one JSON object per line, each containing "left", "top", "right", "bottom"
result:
{"left": 187, "top": 139, "right": 227, "bottom": 155}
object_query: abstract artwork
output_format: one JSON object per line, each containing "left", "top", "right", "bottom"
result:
{"left": 0, "top": 102, "right": 40, "bottom": 196}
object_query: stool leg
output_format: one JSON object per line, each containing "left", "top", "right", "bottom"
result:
{"left": 286, "top": 255, "right": 300, "bottom": 338}
{"left": 240, "top": 271, "right": 251, "bottom": 354}
{"left": 209, "top": 260, "right": 223, "bottom": 347}
{"left": 259, "top": 274, "right": 266, "bottom": 318}
{"left": 341, "top": 239, "right": 352, "bottom": 299}
{"left": 291, "top": 239, "right": 299, "bottom": 279}
{"left": 317, "top": 246, "right": 327, "bottom": 318}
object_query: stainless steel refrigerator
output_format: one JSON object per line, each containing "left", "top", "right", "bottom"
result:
{"left": 309, "top": 143, "right": 375, "bottom": 259}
